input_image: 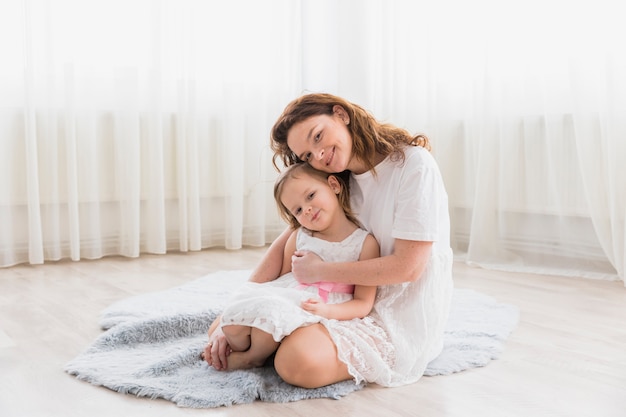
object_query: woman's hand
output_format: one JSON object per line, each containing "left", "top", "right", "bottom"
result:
{"left": 291, "top": 250, "right": 324, "bottom": 284}
{"left": 202, "top": 326, "right": 232, "bottom": 371}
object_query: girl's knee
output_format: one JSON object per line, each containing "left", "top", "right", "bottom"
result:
{"left": 274, "top": 331, "right": 322, "bottom": 384}
{"left": 274, "top": 327, "right": 349, "bottom": 388}
{"left": 274, "top": 348, "right": 322, "bottom": 388}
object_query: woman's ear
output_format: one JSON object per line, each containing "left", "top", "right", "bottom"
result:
{"left": 332, "top": 105, "right": 350, "bottom": 125}
{"left": 327, "top": 175, "right": 342, "bottom": 194}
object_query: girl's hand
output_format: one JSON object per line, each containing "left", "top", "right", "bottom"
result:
{"left": 291, "top": 250, "right": 323, "bottom": 284}
{"left": 301, "top": 297, "right": 329, "bottom": 317}
{"left": 202, "top": 327, "right": 232, "bottom": 371}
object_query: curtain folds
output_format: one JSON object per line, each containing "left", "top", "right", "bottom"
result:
{"left": 1, "top": 0, "right": 299, "bottom": 266}
{"left": 1, "top": 0, "right": 624, "bottom": 285}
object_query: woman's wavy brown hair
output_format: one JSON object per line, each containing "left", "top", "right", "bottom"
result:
{"left": 273, "top": 163, "right": 361, "bottom": 230}
{"left": 270, "top": 93, "right": 430, "bottom": 173}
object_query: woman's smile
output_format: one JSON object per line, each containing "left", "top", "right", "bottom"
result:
{"left": 325, "top": 146, "right": 335, "bottom": 167}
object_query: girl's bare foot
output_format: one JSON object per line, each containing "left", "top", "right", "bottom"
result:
{"left": 200, "top": 343, "right": 213, "bottom": 366}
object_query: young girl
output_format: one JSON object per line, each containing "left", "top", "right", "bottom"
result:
{"left": 203, "top": 162, "right": 379, "bottom": 371}
{"left": 209, "top": 93, "right": 453, "bottom": 389}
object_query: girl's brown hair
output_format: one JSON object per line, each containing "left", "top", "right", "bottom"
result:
{"left": 270, "top": 93, "right": 430, "bottom": 172}
{"left": 273, "top": 163, "right": 361, "bottom": 230}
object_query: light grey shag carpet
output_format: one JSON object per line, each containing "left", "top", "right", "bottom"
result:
{"left": 65, "top": 270, "right": 519, "bottom": 408}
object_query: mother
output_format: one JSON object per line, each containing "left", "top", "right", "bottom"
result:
{"left": 207, "top": 93, "right": 453, "bottom": 388}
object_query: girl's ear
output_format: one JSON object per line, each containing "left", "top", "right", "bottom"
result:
{"left": 327, "top": 175, "right": 341, "bottom": 194}
{"left": 332, "top": 105, "right": 350, "bottom": 125}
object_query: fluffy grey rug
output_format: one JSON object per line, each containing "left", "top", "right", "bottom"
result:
{"left": 65, "top": 270, "right": 519, "bottom": 408}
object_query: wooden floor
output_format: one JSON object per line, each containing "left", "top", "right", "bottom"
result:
{"left": 1, "top": 247, "right": 625, "bottom": 417}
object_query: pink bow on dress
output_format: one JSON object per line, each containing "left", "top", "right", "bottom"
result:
{"left": 297, "top": 282, "right": 354, "bottom": 302}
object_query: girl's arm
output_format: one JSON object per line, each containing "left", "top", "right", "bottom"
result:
{"left": 301, "top": 284, "right": 376, "bottom": 320}
{"left": 300, "top": 233, "right": 380, "bottom": 320}
{"left": 249, "top": 226, "right": 293, "bottom": 283}
{"left": 278, "top": 229, "right": 298, "bottom": 276}
{"left": 292, "top": 238, "right": 433, "bottom": 286}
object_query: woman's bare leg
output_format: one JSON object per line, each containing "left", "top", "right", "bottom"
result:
{"left": 274, "top": 324, "right": 351, "bottom": 388}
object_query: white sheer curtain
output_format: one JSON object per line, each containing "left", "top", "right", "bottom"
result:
{"left": 2, "top": 0, "right": 624, "bottom": 285}
{"left": 0, "top": 0, "right": 299, "bottom": 266}
{"left": 299, "top": 0, "right": 625, "bottom": 284}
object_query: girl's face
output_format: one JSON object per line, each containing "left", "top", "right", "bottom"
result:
{"left": 280, "top": 174, "right": 342, "bottom": 233}
{"left": 286, "top": 106, "right": 363, "bottom": 174}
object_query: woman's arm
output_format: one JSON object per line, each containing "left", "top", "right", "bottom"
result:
{"left": 292, "top": 238, "right": 433, "bottom": 286}
{"left": 249, "top": 226, "right": 293, "bottom": 283}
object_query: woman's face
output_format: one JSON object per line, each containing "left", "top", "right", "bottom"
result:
{"left": 286, "top": 107, "right": 356, "bottom": 174}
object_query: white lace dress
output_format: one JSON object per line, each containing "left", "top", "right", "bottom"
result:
{"left": 220, "top": 227, "right": 370, "bottom": 342}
